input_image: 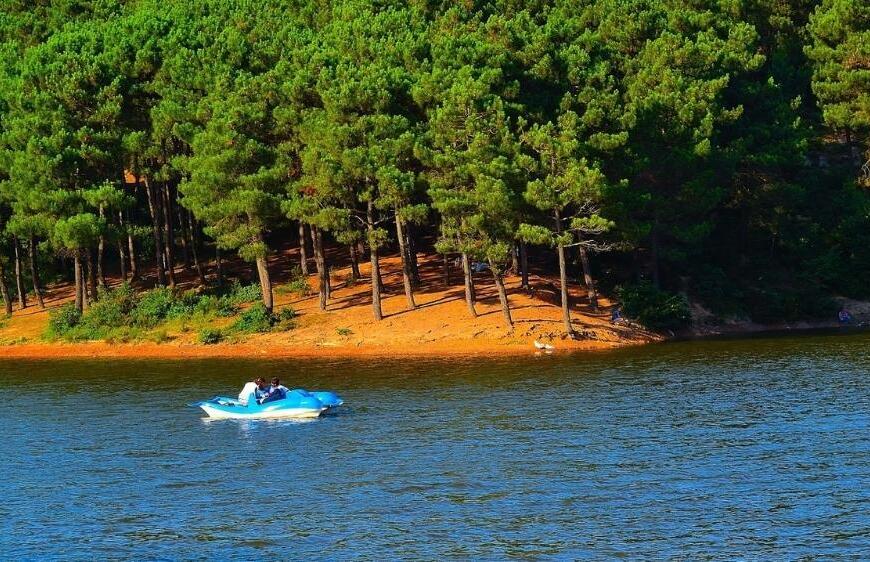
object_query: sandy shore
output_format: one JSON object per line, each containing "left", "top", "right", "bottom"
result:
{"left": 0, "top": 252, "right": 660, "bottom": 360}
{"left": 0, "top": 337, "right": 648, "bottom": 360}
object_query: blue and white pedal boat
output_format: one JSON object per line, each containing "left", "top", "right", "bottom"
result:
{"left": 193, "top": 389, "right": 343, "bottom": 420}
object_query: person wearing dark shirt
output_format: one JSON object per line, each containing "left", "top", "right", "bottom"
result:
{"left": 258, "top": 377, "right": 288, "bottom": 404}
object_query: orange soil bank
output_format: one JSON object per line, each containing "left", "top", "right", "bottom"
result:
{"left": 0, "top": 251, "right": 660, "bottom": 360}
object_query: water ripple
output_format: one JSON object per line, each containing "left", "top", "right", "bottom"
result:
{"left": 1, "top": 332, "right": 869, "bottom": 559}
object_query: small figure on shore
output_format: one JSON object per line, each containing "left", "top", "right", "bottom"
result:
{"left": 838, "top": 308, "right": 853, "bottom": 324}
{"left": 534, "top": 340, "right": 555, "bottom": 351}
{"left": 611, "top": 307, "right": 623, "bottom": 324}
{"left": 258, "top": 377, "right": 289, "bottom": 404}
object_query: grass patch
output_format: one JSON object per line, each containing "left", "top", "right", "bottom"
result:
{"left": 198, "top": 328, "right": 224, "bottom": 344}
{"left": 336, "top": 327, "right": 353, "bottom": 337}
{"left": 231, "top": 304, "right": 297, "bottom": 334}
{"left": 0, "top": 336, "right": 29, "bottom": 345}
{"left": 231, "top": 303, "right": 275, "bottom": 334}
{"left": 277, "top": 266, "right": 313, "bottom": 296}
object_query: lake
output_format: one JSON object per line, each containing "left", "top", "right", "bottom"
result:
{"left": 1, "top": 332, "right": 868, "bottom": 559}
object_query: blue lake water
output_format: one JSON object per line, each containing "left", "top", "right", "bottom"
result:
{"left": 1, "top": 332, "right": 868, "bottom": 559}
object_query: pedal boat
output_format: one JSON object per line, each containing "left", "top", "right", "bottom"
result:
{"left": 193, "top": 389, "right": 343, "bottom": 419}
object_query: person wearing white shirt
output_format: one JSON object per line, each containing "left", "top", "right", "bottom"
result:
{"left": 238, "top": 378, "right": 268, "bottom": 405}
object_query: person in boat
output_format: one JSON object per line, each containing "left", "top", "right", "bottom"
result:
{"left": 238, "top": 377, "right": 269, "bottom": 405}
{"left": 838, "top": 308, "right": 853, "bottom": 324}
{"left": 258, "top": 377, "right": 288, "bottom": 404}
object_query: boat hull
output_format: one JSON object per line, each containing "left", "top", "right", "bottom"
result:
{"left": 193, "top": 388, "right": 342, "bottom": 420}
{"left": 199, "top": 403, "right": 324, "bottom": 419}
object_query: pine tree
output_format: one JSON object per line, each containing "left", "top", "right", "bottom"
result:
{"left": 519, "top": 113, "right": 612, "bottom": 333}
{"left": 806, "top": 0, "right": 870, "bottom": 178}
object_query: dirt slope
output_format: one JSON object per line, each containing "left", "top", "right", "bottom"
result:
{"left": 0, "top": 249, "right": 659, "bottom": 359}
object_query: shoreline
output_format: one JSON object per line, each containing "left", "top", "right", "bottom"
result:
{"left": 0, "top": 337, "right": 647, "bottom": 360}
{"left": 2, "top": 323, "right": 866, "bottom": 361}
{"left": 2, "top": 254, "right": 862, "bottom": 362}
{"left": 0, "top": 254, "right": 662, "bottom": 361}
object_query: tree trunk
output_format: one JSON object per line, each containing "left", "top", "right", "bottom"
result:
{"left": 461, "top": 252, "right": 477, "bottom": 317}
{"left": 443, "top": 254, "right": 450, "bottom": 287}
{"left": 117, "top": 237, "right": 127, "bottom": 282}
{"left": 406, "top": 223, "right": 421, "bottom": 286}
{"left": 97, "top": 204, "right": 107, "bottom": 289}
{"left": 162, "top": 182, "right": 176, "bottom": 288}
{"left": 578, "top": 245, "right": 599, "bottom": 311}
{"left": 179, "top": 203, "right": 191, "bottom": 270}
{"left": 125, "top": 210, "right": 138, "bottom": 281}
{"left": 520, "top": 240, "right": 530, "bottom": 290}
{"left": 116, "top": 211, "right": 128, "bottom": 281}
{"left": 0, "top": 256, "right": 12, "bottom": 315}
{"left": 80, "top": 251, "right": 90, "bottom": 310}
{"left": 215, "top": 246, "right": 224, "bottom": 287}
{"left": 13, "top": 238, "right": 26, "bottom": 310}
{"left": 555, "top": 210, "right": 572, "bottom": 333}
{"left": 395, "top": 212, "right": 416, "bottom": 309}
{"left": 143, "top": 176, "right": 166, "bottom": 286}
{"left": 298, "top": 222, "right": 310, "bottom": 276}
{"left": 255, "top": 253, "right": 273, "bottom": 315}
{"left": 29, "top": 237, "right": 45, "bottom": 309}
{"left": 511, "top": 244, "right": 519, "bottom": 274}
{"left": 557, "top": 243, "right": 572, "bottom": 334}
{"left": 489, "top": 260, "right": 513, "bottom": 328}
{"left": 86, "top": 248, "right": 98, "bottom": 301}
{"left": 189, "top": 213, "right": 206, "bottom": 286}
{"left": 73, "top": 252, "right": 83, "bottom": 314}
{"left": 349, "top": 244, "right": 360, "bottom": 282}
{"left": 367, "top": 201, "right": 383, "bottom": 320}
{"left": 312, "top": 225, "right": 328, "bottom": 311}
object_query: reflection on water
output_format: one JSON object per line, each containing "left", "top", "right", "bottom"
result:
{"left": 1, "top": 332, "right": 869, "bottom": 559}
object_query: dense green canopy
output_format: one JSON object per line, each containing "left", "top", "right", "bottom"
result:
{"left": 0, "top": 0, "right": 867, "bottom": 327}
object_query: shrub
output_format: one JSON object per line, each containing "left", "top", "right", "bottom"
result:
{"left": 82, "top": 286, "right": 136, "bottom": 329}
{"left": 191, "top": 294, "right": 222, "bottom": 316}
{"left": 221, "top": 281, "right": 262, "bottom": 305}
{"left": 133, "top": 287, "right": 176, "bottom": 327}
{"left": 336, "top": 327, "right": 353, "bottom": 337}
{"left": 617, "top": 282, "right": 691, "bottom": 331}
{"left": 105, "top": 327, "right": 146, "bottom": 344}
{"left": 198, "top": 328, "right": 224, "bottom": 344}
{"left": 151, "top": 329, "right": 170, "bottom": 344}
{"left": 215, "top": 297, "right": 240, "bottom": 317}
{"left": 285, "top": 276, "right": 311, "bottom": 296}
{"left": 47, "top": 303, "right": 81, "bottom": 336}
{"left": 167, "top": 291, "right": 202, "bottom": 318}
{"left": 274, "top": 307, "right": 297, "bottom": 331}
{"left": 231, "top": 302, "right": 275, "bottom": 333}
{"left": 81, "top": 299, "right": 125, "bottom": 330}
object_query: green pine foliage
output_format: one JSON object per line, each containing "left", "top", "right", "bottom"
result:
{"left": 617, "top": 283, "right": 691, "bottom": 331}
{"left": 2, "top": 0, "right": 869, "bottom": 333}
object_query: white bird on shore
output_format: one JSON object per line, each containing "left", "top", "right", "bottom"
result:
{"left": 534, "top": 340, "right": 555, "bottom": 351}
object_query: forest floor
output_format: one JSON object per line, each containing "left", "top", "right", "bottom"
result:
{"left": 0, "top": 244, "right": 661, "bottom": 359}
